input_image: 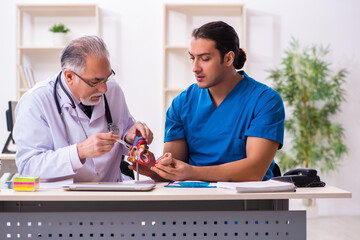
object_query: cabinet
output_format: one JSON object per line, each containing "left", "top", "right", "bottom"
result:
{"left": 163, "top": 4, "right": 246, "bottom": 116}
{"left": 16, "top": 5, "right": 100, "bottom": 99}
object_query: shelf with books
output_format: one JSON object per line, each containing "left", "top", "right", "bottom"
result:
{"left": 16, "top": 4, "right": 100, "bottom": 99}
{"left": 17, "top": 48, "right": 62, "bottom": 98}
{"left": 18, "top": 65, "right": 35, "bottom": 89}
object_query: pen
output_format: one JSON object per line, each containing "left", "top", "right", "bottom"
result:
{"left": 116, "top": 139, "right": 131, "bottom": 149}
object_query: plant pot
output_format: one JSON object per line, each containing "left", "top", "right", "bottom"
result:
{"left": 52, "top": 32, "right": 67, "bottom": 46}
{"left": 303, "top": 198, "right": 318, "bottom": 218}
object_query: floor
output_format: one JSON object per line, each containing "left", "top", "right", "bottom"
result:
{"left": 307, "top": 216, "right": 360, "bottom": 240}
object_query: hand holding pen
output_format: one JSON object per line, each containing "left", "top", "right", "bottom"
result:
{"left": 77, "top": 131, "right": 120, "bottom": 162}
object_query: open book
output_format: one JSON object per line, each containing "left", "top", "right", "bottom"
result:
{"left": 217, "top": 179, "right": 296, "bottom": 193}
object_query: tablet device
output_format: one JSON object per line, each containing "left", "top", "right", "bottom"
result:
{"left": 62, "top": 183, "right": 155, "bottom": 191}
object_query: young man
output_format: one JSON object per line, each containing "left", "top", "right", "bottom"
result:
{"left": 13, "top": 36, "right": 153, "bottom": 182}
{"left": 136, "top": 21, "right": 284, "bottom": 182}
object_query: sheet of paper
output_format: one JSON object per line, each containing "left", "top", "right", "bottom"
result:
{"left": 40, "top": 178, "right": 74, "bottom": 189}
{"left": 217, "top": 179, "right": 296, "bottom": 193}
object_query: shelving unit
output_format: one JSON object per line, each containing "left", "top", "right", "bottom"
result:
{"left": 163, "top": 4, "right": 246, "bottom": 118}
{"left": 16, "top": 4, "right": 100, "bottom": 99}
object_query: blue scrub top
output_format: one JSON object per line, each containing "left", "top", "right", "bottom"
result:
{"left": 164, "top": 71, "right": 285, "bottom": 180}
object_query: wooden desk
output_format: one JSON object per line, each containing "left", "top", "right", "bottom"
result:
{"left": 0, "top": 183, "right": 351, "bottom": 240}
{"left": 0, "top": 154, "right": 16, "bottom": 160}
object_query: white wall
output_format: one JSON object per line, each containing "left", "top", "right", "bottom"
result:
{"left": 0, "top": 0, "right": 359, "bottom": 216}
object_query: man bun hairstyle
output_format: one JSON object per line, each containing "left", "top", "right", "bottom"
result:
{"left": 192, "top": 21, "right": 246, "bottom": 69}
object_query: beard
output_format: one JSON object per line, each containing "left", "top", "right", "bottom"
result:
{"left": 80, "top": 93, "right": 103, "bottom": 106}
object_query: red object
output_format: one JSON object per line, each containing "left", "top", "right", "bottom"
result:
{"left": 129, "top": 138, "right": 150, "bottom": 165}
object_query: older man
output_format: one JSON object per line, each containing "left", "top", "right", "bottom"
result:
{"left": 14, "top": 36, "right": 153, "bottom": 182}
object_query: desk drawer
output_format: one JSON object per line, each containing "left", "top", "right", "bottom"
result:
{"left": 0, "top": 210, "right": 305, "bottom": 240}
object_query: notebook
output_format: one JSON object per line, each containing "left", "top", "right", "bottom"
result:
{"left": 217, "top": 179, "right": 296, "bottom": 193}
{"left": 62, "top": 182, "right": 155, "bottom": 191}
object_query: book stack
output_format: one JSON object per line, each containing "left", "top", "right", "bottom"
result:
{"left": 18, "top": 65, "right": 36, "bottom": 89}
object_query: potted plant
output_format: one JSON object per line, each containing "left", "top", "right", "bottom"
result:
{"left": 49, "top": 23, "right": 70, "bottom": 46}
{"left": 268, "top": 38, "right": 348, "bottom": 174}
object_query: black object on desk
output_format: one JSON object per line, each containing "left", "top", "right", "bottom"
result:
{"left": 273, "top": 168, "right": 326, "bottom": 187}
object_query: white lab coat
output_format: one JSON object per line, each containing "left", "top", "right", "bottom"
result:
{"left": 13, "top": 73, "right": 135, "bottom": 182}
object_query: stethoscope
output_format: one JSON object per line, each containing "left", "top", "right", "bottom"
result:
{"left": 53, "top": 71, "right": 119, "bottom": 145}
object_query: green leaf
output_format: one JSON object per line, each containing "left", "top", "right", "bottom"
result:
{"left": 49, "top": 23, "right": 70, "bottom": 33}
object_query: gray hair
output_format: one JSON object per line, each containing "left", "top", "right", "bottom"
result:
{"left": 60, "top": 35, "right": 110, "bottom": 74}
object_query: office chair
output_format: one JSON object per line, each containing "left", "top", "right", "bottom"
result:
{"left": 272, "top": 163, "right": 281, "bottom": 177}
{"left": 120, "top": 156, "right": 135, "bottom": 179}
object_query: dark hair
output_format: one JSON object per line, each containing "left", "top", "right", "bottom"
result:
{"left": 192, "top": 21, "right": 246, "bottom": 69}
{"left": 60, "top": 35, "right": 109, "bottom": 74}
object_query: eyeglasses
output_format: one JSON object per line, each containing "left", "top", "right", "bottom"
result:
{"left": 71, "top": 70, "right": 115, "bottom": 88}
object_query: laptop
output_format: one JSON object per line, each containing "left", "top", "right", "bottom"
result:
{"left": 62, "top": 182, "right": 155, "bottom": 191}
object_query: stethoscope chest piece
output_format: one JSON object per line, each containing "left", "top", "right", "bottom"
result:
{"left": 108, "top": 122, "right": 119, "bottom": 135}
